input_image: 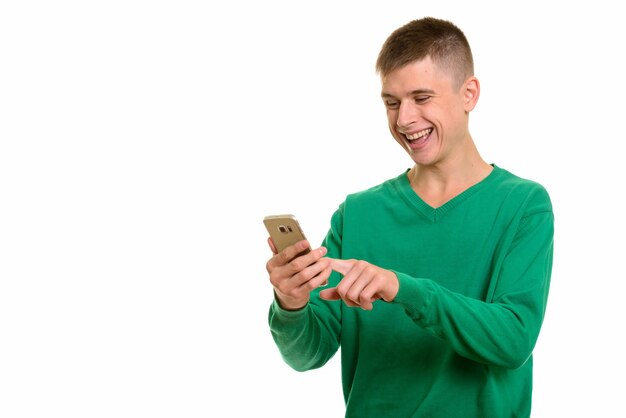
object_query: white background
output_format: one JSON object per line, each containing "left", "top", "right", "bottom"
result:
{"left": 1, "top": 1, "right": 624, "bottom": 417}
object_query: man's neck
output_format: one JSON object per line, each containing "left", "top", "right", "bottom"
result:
{"left": 408, "top": 151, "right": 493, "bottom": 209}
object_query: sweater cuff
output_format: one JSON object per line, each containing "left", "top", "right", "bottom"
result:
{"left": 270, "top": 298, "right": 309, "bottom": 323}
{"left": 392, "top": 271, "right": 434, "bottom": 321}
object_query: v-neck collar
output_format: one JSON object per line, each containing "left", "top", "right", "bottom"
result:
{"left": 395, "top": 164, "right": 501, "bottom": 223}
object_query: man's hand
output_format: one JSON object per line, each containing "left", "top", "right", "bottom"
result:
{"left": 320, "top": 258, "right": 399, "bottom": 310}
{"left": 266, "top": 239, "right": 332, "bottom": 310}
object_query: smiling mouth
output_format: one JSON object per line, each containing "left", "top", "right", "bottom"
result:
{"left": 405, "top": 128, "right": 433, "bottom": 143}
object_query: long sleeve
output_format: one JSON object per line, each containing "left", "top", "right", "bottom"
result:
{"left": 393, "top": 208, "right": 554, "bottom": 368}
{"left": 267, "top": 208, "right": 345, "bottom": 371}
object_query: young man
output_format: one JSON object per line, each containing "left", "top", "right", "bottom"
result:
{"left": 265, "top": 17, "right": 554, "bottom": 417}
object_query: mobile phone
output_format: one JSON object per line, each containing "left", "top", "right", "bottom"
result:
{"left": 263, "top": 214, "right": 311, "bottom": 256}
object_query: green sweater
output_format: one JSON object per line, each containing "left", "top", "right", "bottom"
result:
{"left": 268, "top": 165, "right": 554, "bottom": 418}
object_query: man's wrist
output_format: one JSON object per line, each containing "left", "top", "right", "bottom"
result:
{"left": 274, "top": 290, "right": 308, "bottom": 311}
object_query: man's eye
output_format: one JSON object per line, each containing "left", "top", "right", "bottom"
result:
{"left": 415, "top": 96, "right": 430, "bottom": 104}
{"left": 385, "top": 101, "right": 399, "bottom": 109}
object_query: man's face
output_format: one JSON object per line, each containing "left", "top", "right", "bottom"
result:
{"left": 380, "top": 57, "right": 471, "bottom": 167}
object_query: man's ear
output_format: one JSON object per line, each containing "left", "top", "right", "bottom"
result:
{"left": 463, "top": 76, "right": 480, "bottom": 112}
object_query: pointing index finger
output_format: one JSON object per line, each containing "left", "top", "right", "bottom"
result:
{"left": 327, "top": 258, "right": 353, "bottom": 275}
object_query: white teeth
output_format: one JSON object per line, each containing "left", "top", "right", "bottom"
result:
{"left": 406, "top": 128, "right": 432, "bottom": 141}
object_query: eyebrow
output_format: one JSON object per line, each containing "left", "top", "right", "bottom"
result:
{"left": 381, "top": 89, "right": 436, "bottom": 99}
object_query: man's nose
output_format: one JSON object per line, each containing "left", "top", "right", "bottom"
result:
{"left": 396, "top": 101, "right": 417, "bottom": 130}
